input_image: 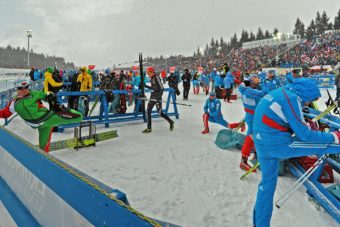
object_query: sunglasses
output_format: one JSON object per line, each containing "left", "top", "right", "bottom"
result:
{"left": 17, "top": 86, "right": 29, "bottom": 90}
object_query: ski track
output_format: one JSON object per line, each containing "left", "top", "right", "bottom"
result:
{"left": 5, "top": 88, "right": 339, "bottom": 227}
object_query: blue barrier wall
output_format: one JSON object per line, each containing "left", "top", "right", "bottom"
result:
{"left": 0, "top": 126, "right": 161, "bottom": 227}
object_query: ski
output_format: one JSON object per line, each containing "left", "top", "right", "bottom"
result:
{"left": 88, "top": 96, "right": 100, "bottom": 117}
{"left": 137, "top": 97, "right": 192, "bottom": 107}
{"left": 311, "top": 103, "right": 337, "bottom": 122}
{"left": 232, "top": 119, "right": 245, "bottom": 133}
{"left": 49, "top": 130, "right": 118, "bottom": 151}
{"left": 240, "top": 162, "right": 260, "bottom": 180}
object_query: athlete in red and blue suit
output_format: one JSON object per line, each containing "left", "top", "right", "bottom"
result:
{"left": 252, "top": 78, "right": 340, "bottom": 227}
{"left": 239, "top": 75, "right": 266, "bottom": 170}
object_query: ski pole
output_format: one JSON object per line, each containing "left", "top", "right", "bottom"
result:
{"left": 137, "top": 97, "right": 192, "bottom": 107}
{"left": 275, "top": 154, "right": 327, "bottom": 209}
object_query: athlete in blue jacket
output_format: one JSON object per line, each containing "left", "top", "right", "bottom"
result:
{"left": 252, "top": 78, "right": 340, "bottom": 227}
{"left": 239, "top": 75, "right": 266, "bottom": 170}
{"left": 202, "top": 91, "right": 244, "bottom": 134}
{"left": 223, "top": 72, "right": 234, "bottom": 103}
{"left": 210, "top": 68, "right": 218, "bottom": 91}
{"left": 262, "top": 70, "right": 282, "bottom": 93}
{"left": 201, "top": 72, "right": 210, "bottom": 95}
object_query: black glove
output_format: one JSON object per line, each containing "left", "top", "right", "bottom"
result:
{"left": 46, "top": 93, "right": 57, "bottom": 102}
{"left": 46, "top": 93, "right": 62, "bottom": 112}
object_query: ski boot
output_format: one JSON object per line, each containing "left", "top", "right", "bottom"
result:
{"left": 229, "top": 122, "right": 245, "bottom": 132}
{"left": 142, "top": 128, "right": 152, "bottom": 134}
{"left": 240, "top": 156, "right": 256, "bottom": 172}
{"left": 170, "top": 121, "right": 174, "bottom": 131}
{"left": 201, "top": 128, "right": 209, "bottom": 134}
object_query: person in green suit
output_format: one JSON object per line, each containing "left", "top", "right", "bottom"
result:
{"left": 0, "top": 78, "right": 83, "bottom": 152}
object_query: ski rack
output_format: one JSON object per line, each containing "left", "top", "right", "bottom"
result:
{"left": 74, "top": 121, "right": 96, "bottom": 150}
{"left": 56, "top": 88, "right": 180, "bottom": 130}
{"left": 287, "top": 157, "right": 340, "bottom": 223}
{"left": 286, "top": 108, "right": 340, "bottom": 223}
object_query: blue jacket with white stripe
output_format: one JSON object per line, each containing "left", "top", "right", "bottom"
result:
{"left": 253, "top": 80, "right": 336, "bottom": 146}
{"left": 262, "top": 77, "right": 282, "bottom": 93}
{"left": 239, "top": 84, "right": 266, "bottom": 121}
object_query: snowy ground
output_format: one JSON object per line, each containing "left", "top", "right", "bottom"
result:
{"left": 3, "top": 88, "right": 339, "bottom": 227}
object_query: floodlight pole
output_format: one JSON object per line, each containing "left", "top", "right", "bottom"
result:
{"left": 26, "top": 30, "right": 32, "bottom": 68}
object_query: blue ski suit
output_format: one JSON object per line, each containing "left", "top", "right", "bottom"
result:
{"left": 239, "top": 84, "right": 266, "bottom": 135}
{"left": 223, "top": 72, "right": 234, "bottom": 89}
{"left": 213, "top": 74, "right": 223, "bottom": 88}
{"left": 210, "top": 71, "right": 217, "bottom": 82}
{"left": 203, "top": 97, "right": 229, "bottom": 127}
{"left": 262, "top": 77, "right": 282, "bottom": 93}
{"left": 201, "top": 73, "right": 210, "bottom": 86}
{"left": 132, "top": 75, "right": 141, "bottom": 89}
{"left": 252, "top": 78, "right": 340, "bottom": 227}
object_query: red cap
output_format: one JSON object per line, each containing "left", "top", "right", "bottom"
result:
{"left": 146, "top": 66, "right": 155, "bottom": 73}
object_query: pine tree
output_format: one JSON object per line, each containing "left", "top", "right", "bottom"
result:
{"left": 220, "top": 37, "right": 225, "bottom": 47}
{"left": 264, "top": 30, "right": 271, "bottom": 39}
{"left": 315, "top": 11, "right": 322, "bottom": 34}
{"left": 240, "top": 29, "right": 249, "bottom": 43}
{"left": 293, "top": 17, "right": 305, "bottom": 38}
{"left": 204, "top": 44, "right": 209, "bottom": 56}
{"left": 256, "top": 27, "right": 264, "bottom": 40}
{"left": 210, "top": 38, "right": 215, "bottom": 48}
{"left": 334, "top": 9, "right": 340, "bottom": 29}
{"left": 244, "top": 30, "right": 249, "bottom": 41}
{"left": 273, "top": 28, "right": 279, "bottom": 37}
{"left": 196, "top": 46, "right": 202, "bottom": 57}
{"left": 249, "top": 31, "right": 256, "bottom": 41}
{"left": 305, "top": 19, "right": 316, "bottom": 40}
{"left": 320, "top": 11, "right": 330, "bottom": 33}
{"left": 230, "top": 33, "right": 239, "bottom": 48}
{"left": 328, "top": 22, "right": 333, "bottom": 30}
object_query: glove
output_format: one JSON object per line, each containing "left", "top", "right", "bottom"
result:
{"left": 46, "top": 93, "right": 61, "bottom": 112}
{"left": 332, "top": 131, "right": 340, "bottom": 144}
{"left": 302, "top": 106, "right": 310, "bottom": 113}
{"left": 307, "top": 119, "right": 319, "bottom": 131}
{"left": 46, "top": 93, "right": 57, "bottom": 102}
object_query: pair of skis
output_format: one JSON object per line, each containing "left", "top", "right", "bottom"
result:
{"left": 49, "top": 130, "right": 118, "bottom": 151}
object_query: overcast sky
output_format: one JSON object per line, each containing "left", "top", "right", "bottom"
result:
{"left": 0, "top": 0, "right": 339, "bottom": 68}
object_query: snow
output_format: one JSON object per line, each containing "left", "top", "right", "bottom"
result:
{"left": 3, "top": 88, "right": 339, "bottom": 227}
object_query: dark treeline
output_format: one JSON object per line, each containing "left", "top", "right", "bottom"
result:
{"left": 0, "top": 45, "right": 75, "bottom": 69}
{"left": 146, "top": 9, "right": 340, "bottom": 63}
